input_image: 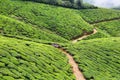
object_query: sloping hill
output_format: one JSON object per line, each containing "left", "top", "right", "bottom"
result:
{"left": 83, "top": 18, "right": 120, "bottom": 40}
{"left": 76, "top": 9, "right": 120, "bottom": 23}
{"left": 0, "top": 14, "right": 68, "bottom": 43}
{"left": 0, "top": 0, "right": 120, "bottom": 80}
{"left": 0, "top": 0, "right": 93, "bottom": 40}
{"left": 0, "top": 35, "right": 75, "bottom": 80}
{"left": 73, "top": 8, "right": 120, "bottom": 40}
{"left": 95, "top": 20, "right": 120, "bottom": 37}
{"left": 65, "top": 38, "right": 120, "bottom": 80}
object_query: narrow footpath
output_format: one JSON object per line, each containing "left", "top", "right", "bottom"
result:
{"left": 52, "top": 29, "right": 98, "bottom": 80}
{"left": 59, "top": 48, "right": 86, "bottom": 80}
{"left": 72, "top": 29, "right": 97, "bottom": 43}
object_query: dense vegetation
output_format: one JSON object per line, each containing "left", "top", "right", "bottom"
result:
{"left": 0, "top": 14, "right": 68, "bottom": 43}
{"left": 95, "top": 20, "right": 120, "bottom": 37}
{"left": 66, "top": 38, "right": 120, "bottom": 80}
{"left": 0, "top": 0, "right": 120, "bottom": 80}
{"left": 0, "top": 35, "right": 75, "bottom": 80}
{"left": 77, "top": 9, "right": 120, "bottom": 23}
{"left": 0, "top": 0, "right": 93, "bottom": 40}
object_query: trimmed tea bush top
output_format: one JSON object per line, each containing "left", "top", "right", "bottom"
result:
{"left": 0, "top": 0, "right": 93, "bottom": 40}
{"left": 0, "top": 36, "right": 75, "bottom": 80}
{"left": 66, "top": 38, "right": 120, "bottom": 80}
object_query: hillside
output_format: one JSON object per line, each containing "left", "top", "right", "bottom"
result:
{"left": 76, "top": 9, "right": 120, "bottom": 23}
{"left": 75, "top": 8, "right": 120, "bottom": 40}
{"left": 0, "top": 0, "right": 93, "bottom": 40}
{"left": 0, "top": 35, "right": 75, "bottom": 80}
{"left": 0, "top": 0, "right": 120, "bottom": 80}
{"left": 65, "top": 38, "right": 120, "bottom": 80}
{"left": 95, "top": 20, "right": 120, "bottom": 37}
{"left": 0, "top": 14, "right": 68, "bottom": 43}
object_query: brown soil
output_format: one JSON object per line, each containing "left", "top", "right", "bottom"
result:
{"left": 59, "top": 48, "right": 86, "bottom": 80}
{"left": 52, "top": 29, "right": 98, "bottom": 80}
{"left": 72, "top": 29, "right": 97, "bottom": 43}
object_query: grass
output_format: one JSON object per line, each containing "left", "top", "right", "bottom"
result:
{"left": 0, "top": 14, "right": 68, "bottom": 43}
{"left": 65, "top": 38, "right": 120, "bottom": 80}
{"left": 0, "top": 35, "right": 75, "bottom": 80}
{"left": 0, "top": 0, "right": 93, "bottom": 40}
{"left": 76, "top": 9, "right": 120, "bottom": 23}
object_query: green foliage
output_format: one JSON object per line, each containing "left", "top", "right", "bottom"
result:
{"left": 66, "top": 38, "right": 120, "bottom": 80}
{"left": 0, "top": 35, "right": 75, "bottom": 80}
{"left": 77, "top": 9, "right": 120, "bottom": 23}
{"left": 0, "top": 1, "right": 120, "bottom": 80}
{"left": 0, "top": 15, "right": 68, "bottom": 43}
{"left": 0, "top": 0, "right": 93, "bottom": 40}
{"left": 95, "top": 20, "right": 120, "bottom": 37}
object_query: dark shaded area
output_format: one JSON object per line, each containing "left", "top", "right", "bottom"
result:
{"left": 21, "top": 0, "right": 97, "bottom": 9}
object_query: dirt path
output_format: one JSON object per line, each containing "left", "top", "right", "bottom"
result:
{"left": 59, "top": 48, "right": 86, "bottom": 80}
{"left": 72, "top": 29, "right": 97, "bottom": 43}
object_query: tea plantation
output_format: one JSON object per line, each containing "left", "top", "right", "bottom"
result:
{"left": 77, "top": 9, "right": 120, "bottom": 23}
{"left": 0, "top": 35, "right": 75, "bottom": 80}
{"left": 95, "top": 20, "right": 120, "bottom": 37}
{"left": 0, "top": 0, "right": 120, "bottom": 80}
{"left": 0, "top": 14, "right": 68, "bottom": 43}
{"left": 0, "top": 0, "right": 93, "bottom": 40}
{"left": 66, "top": 38, "right": 120, "bottom": 80}
{"left": 84, "top": 20, "right": 120, "bottom": 40}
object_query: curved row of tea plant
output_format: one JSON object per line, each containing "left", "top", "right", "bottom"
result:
{"left": 95, "top": 20, "right": 120, "bottom": 37}
{"left": 0, "top": 14, "right": 68, "bottom": 43}
{"left": 76, "top": 9, "right": 120, "bottom": 23}
{"left": 0, "top": 35, "right": 75, "bottom": 80}
{"left": 81, "top": 19, "right": 120, "bottom": 40}
{"left": 0, "top": 0, "right": 93, "bottom": 40}
{"left": 65, "top": 38, "right": 120, "bottom": 80}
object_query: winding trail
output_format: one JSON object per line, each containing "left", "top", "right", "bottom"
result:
{"left": 52, "top": 28, "right": 98, "bottom": 80}
{"left": 52, "top": 46, "right": 86, "bottom": 80}
{"left": 59, "top": 48, "right": 86, "bottom": 80}
{"left": 72, "top": 29, "right": 97, "bottom": 43}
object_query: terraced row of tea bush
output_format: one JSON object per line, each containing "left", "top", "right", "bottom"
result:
{"left": 0, "top": 0, "right": 93, "bottom": 40}
{"left": 82, "top": 20, "right": 120, "bottom": 40}
{"left": 95, "top": 19, "right": 120, "bottom": 37}
{"left": 65, "top": 38, "right": 120, "bottom": 80}
{"left": 77, "top": 9, "right": 120, "bottom": 23}
{"left": 0, "top": 35, "right": 75, "bottom": 80}
{"left": 0, "top": 14, "right": 68, "bottom": 43}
